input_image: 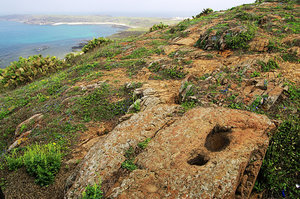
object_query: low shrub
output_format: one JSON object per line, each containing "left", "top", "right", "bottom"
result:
{"left": 234, "top": 10, "right": 261, "bottom": 21}
{"left": 194, "top": 8, "right": 214, "bottom": 19}
{"left": 225, "top": 25, "right": 256, "bottom": 49}
{"left": 0, "top": 55, "right": 64, "bottom": 88}
{"left": 5, "top": 149, "right": 23, "bottom": 171}
{"left": 5, "top": 143, "right": 62, "bottom": 186}
{"left": 195, "top": 23, "right": 256, "bottom": 50}
{"left": 82, "top": 37, "right": 111, "bottom": 53}
{"left": 149, "top": 22, "right": 169, "bottom": 32}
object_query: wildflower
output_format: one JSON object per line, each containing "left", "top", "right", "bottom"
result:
{"left": 53, "top": 142, "right": 56, "bottom": 145}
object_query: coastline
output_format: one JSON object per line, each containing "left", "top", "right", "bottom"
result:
{"left": 51, "top": 22, "right": 133, "bottom": 29}
{"left": 0, "top": 21, "right": 127, "bottom": 68}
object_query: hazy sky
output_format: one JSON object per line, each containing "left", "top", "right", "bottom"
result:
{"left": 1, "top": 0, "right": 255, "bottom": 17}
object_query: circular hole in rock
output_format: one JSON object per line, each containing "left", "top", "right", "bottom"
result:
{"left": 205, "top": 125, "right": 231, "bottom": 152}
{"left": 187, "top": 154, "right": 209, "bottom": 166}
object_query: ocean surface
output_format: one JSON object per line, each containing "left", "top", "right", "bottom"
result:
{"left": 0, "top": 21, "right": 124, "bottom": 68}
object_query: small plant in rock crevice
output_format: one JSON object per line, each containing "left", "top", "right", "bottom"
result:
{"left": 81, "top": 179, "right": 103, "bottom": 199}
{"left": 138, "top": 138, "right": 151, "bottom": 149}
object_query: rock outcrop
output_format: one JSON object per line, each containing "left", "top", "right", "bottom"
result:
{"left": 66, "top": 105, "right": 275, "bottom": 198}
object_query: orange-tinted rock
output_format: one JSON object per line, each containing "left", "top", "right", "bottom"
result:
{"left": 66, "top": 106, "right": 275, "bottom": 199}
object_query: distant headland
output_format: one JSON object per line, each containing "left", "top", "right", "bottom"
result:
{"left": 0, "top": 14, "right": 182, "bottom": 31}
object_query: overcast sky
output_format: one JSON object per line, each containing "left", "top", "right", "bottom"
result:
{"left": 1, "top": 0, "right": 255, "bottom": 17}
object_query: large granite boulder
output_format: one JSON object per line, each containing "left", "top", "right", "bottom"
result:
{"left": 66, "top": 106, "right": 275, "bottom": 199}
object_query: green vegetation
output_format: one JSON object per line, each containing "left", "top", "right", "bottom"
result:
{"left": 82, "top": 180, "right": 103, "bottom": 199}
{"left": 137, "top": 138, "right": 151, "bottom": 149}
{"left": 82, "top": 37, "right": 111, "bottom": 53}
{"left": 250, "top": 71, "right": 261, "bottom": 77}
{"left": 121, "top": 146, "right": 137, "bottom": 171}
{"left": 224, "top": 24, "right": 256, "bottom": 50}
{"left": 0, "top": 55, "right": 64, "bottom": 89}
{"left": 234, "top": 10, "right": 261, "bottom": 21}
{"left": 133, "top": 100, "right": 141, "bottom": 112}
{"left": 167, "top": 12, "right": 221, "bottom": 37}
{"left": 121, "top": 159, "right": 138, "bottom": 171}
{"left": 193, "top": 8, "right": 214, "bottom": 19}
{"left": 181, "top": 101, "right": 197, "bottom": 112}
{"left": 149, "top": 22, "right": 169, "bottom": 32}
{"left": 71, "top": 83, "right": 133, "bottom": 122}
{"left": 281, "top": 51, "right": 300, "bottom": 63}
{"left": 255, "top": 118, "right": 299, "bottom": 198}
{"left": 258, "top": 59, "right": 279, "bottom": 72}
{"left": 5, "top": 143, "right": 62, "bottom": 186}
{"left": 195, "top": 23, "right": 256, "bottom": 50}
{"left": 122, "top": 47, "right": 152, "bottom": 59}
{"left": 148, "top": 62, "right": 187, "bottom": 80}
{"left": 0, "top": 1, "right": 299, "bottom": 198}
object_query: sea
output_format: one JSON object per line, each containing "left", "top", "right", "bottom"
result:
{"left": 0, "top": 21, "right": 125, "bottom": 68}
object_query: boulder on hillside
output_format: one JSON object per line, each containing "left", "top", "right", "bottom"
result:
{"left": 65, "top": 105, "right": 275, "bottom": 199}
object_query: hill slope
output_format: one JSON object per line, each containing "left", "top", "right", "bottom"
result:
{"left": 0, "top": 1, "right": 299, "bottom": 198}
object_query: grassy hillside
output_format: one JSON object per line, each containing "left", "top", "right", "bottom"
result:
{"left": 0, "top": 0, "right": 299, "bottom": 198}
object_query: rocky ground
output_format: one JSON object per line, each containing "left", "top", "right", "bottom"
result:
{"left": 0, "top": 1, "right": 299, "bottom": 199}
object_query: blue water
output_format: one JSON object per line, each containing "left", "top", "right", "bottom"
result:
{"left": 0, "top": 21, "right": 124, "bottom": 68}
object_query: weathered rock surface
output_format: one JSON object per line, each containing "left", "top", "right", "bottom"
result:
{"left": 7, "top": 130, "right": 31, "bottom": 152}
{"left": 249, "top": 38, "right": 269, "bottom": 52}
{"left": 127, "top": 88, "right": 161, "bottom": 113}
{"left": 66, "top": 104, "right": 180, "bottom": 198}
{"left": 14, "top": 113, "right": 43, "bottom": 136}
{"left": 66, "top": 106, "right": 275, "bottom": 199}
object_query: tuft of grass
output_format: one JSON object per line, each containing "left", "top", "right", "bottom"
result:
{"left": 181, "top": 101, "right": 197, "bottom": 112}
{"left": 234, "top": 10, "right": 261, "bottom": 21}
{"left": 71, "top": 83, "right": 133, "bottom": 122}
{"left": 148, "top": 63, "right": 187, "bottom": 79}
{"left": 250, "top": 71, "right": 261, "bottom": 77}
{"left": 258, "top": 59, "right": 279, "bottom": 72}
{"left": 281, "top": 51, "right": 300, "bottom": 63}
{"left": 122, "top": 47, "right": 152, "bottom": 59}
